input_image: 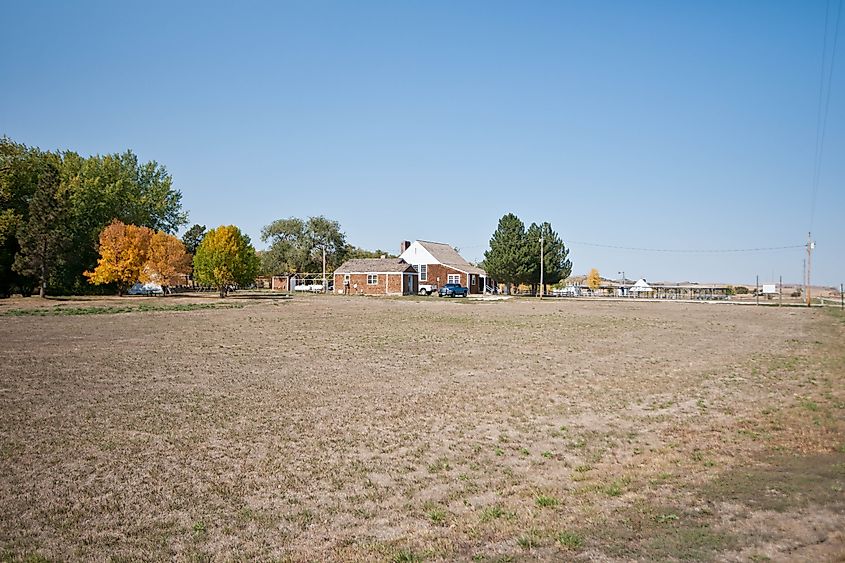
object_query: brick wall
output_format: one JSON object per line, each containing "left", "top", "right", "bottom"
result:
{"left": 424, "top": 264, "right": 465, "bottom": 289}
{"left": 271, "top": 276, "right": 290, "bottom": 291}
{"left": 333, "top": 272, "right": 409, "bottom": 295}
{"left": 422, "top": 265, "right": 485, "bottom": 293}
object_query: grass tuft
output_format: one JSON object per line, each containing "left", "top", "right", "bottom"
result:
{"left": 557, "top": 530, "right": 584, "bottom": 549}
{"left": 535, "top": 493, "right": 559, "bottom": 508}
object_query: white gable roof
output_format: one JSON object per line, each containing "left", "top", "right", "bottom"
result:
{"left": 399, "top": 241, "right": 438, "bottom": 265}
{"left": 399, "top": 240, "right": 487, "bottom": 276}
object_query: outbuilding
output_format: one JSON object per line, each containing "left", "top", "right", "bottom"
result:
{"left": 333, "top": 258, "right": 418, "bottom": 296}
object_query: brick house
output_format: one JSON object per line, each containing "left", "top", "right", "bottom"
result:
{"left": 398, "top": 240, "right": 490, "bottom": 294}
{"left": 333, "top": 258, "right": 418, "bottom": 296}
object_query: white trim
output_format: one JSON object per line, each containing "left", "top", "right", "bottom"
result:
{"left": 367, "top": 273, "right": 378, "bottom": 285}
{"left": 339, "top": 270, "right": 418, "bottom": 275}
{"left": 418, "top": 264, "right": 427, "bottom": 281}
{"left": 444, "top": 265, "right": 486, "bottom": 276}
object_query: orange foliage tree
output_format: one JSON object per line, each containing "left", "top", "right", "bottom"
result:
{"left": 144, "top": 230, "right": 191, "bottom": 288}
{"left": 85, "top": 221, "right": 152, "bottom": 294}
{"left": 85, "top": 220, "right": 190, "bottom": 294}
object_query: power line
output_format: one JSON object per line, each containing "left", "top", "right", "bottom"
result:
{"left": 459, "top": 240, "right": 806, "bottom": 254}
{"left": 810, "top": 0, "right": 843, "bottom": 230}
{"left": 566, "top": 241, "right": 806, "bottom": 254}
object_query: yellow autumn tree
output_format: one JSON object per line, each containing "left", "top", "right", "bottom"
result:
{"left": 587, "top": 268, "right": 602, "bottom": 291}
{"left": 85, "top": 221, "right": 153, "bottom": 295}
{"left": 193, "top": 225, "right": 260, "bottom": 297}
{"left": 144, "top": 231, "right": 191, "bottom": 289}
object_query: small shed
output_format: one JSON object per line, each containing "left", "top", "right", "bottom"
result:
{"left": 334, "top": 258, "right": 418, "bottom": 296}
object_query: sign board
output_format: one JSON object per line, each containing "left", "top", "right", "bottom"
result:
{"left": 762, "top": 284, "right": 778, "bottom": 295}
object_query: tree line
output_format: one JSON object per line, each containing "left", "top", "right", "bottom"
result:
{"left": 258, "top": 216, "right": 394, "bottom": 275}
{"left": 0, "top": 135, "right": 393, "bottom": 298}
{"left": 482, "top": 213, "right": 572, "bottom": 294}
{"left": 1, "top": 137, "right": 186, "bottom": 296}
{"left": 3, "top": 136, "right": 576, "bottom": 298}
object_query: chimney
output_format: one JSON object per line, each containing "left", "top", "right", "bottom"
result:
{"left": 400, "top": 240, "right": 411, "bottom": 254}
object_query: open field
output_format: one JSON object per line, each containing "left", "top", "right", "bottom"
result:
{"left": 1, "top": 295, "right": 844, "bottom": 561}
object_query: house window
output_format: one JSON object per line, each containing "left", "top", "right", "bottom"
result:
{"left": 419, "top": 264, "right": 427, "bottom": 281}
{"left": 367, "top": 273, "right": 378, "bottom": 285}
{"left": 344, "top": 274, "right": 350, "bottom": 283}
{"left": 448, "top": 274, "right": 461, "bottom": 285}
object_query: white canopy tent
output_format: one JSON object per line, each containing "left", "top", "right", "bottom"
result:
{"left": 628, "top": 279, "right": 655, "bottom": 294}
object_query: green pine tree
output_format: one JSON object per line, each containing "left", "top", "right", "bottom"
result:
{"left": 483, "top": 213, "right": 529, "bottom": 293}
{"left": 524, "top": 222, "right": 572, "bottom": 291}
{"left": 13, "top": 154, "right": 69, "bottom": 297}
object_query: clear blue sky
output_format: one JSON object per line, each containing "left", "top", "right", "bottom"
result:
{"left": 2, "top": 1, "right": 843, "bottom": 285}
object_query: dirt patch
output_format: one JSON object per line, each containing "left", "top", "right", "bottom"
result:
{"left": 0, "top": 295, "right": 843, "bottom": 561}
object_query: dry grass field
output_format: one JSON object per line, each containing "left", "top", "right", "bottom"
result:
{"left": 1, "top": 295, "right": 844, "bottom": 562}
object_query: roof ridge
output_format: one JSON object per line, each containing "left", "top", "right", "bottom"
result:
{"left": 416, "top": 239, "right": 450, "bottom": 246}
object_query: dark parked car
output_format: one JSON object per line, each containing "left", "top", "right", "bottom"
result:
{"left": 438, "top": 283, "right": 468, "bottom": 298}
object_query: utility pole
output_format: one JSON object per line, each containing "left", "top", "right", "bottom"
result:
{"left": 803, "top": 258, "right": 807, "bottom": 301}
{"left": 322, "top": 246, "right": 327, "bottom": 294}
{"left": 806, "top": 232, "right": 814, "bottom": 307}
{"left": 539, "top": 236, "right": 544, "bottom": 298}
{"left": 779, "top": 275, "right": 782, "bottom": 307}
{"left": 618, "top": 271, "right": 625, "bottom": 297}
{"left": 840, "top": 283, "right": 843, "bottom": 310}
{"left": 756, "top": 275, "right": 759, "bottom": 306}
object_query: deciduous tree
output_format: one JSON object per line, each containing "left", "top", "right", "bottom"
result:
{"left": 1, "top": 137, "right": 45, "bottom": 296}
{"left": 145, "top": 231, "right": 190, "bottom": 290}
{"left": 306, "top": 215, "right": 348, "bottom": 272}
{"left": 84, "top": 221, "right": 153, "bottom": 295}
{"left": 345, "top": 246, "right": 396, "bottom": 260}
{"left": 193, "top": 225, "right": 259, "bottom": 297}
{"left": 58, "top": 150, "right": 188, "bottom": 292}
{"left": 261, "top": 217, "right": 309, "bottom": 273}
{"left": 2, "top": 137, "right": 188, "bottom": 295}
{"left": 261, "top": 216, "right": 349, "bottom": 275}
{"left": 587, "top": 268, "right": 602, "bottom": 291}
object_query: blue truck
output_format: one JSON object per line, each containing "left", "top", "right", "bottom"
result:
{"left": 438, "top": 283, "right": 469, "bottom": 298}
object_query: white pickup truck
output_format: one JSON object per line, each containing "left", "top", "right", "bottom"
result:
{"left": 418, "top": 283, "right": 438, "bottom": 296}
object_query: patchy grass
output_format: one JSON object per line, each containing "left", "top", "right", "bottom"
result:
{"left": 392, "top": 548, "right": 424, "bottom": 563}
{"left": 557, "top": 530, "right": 584, "bottom": 550}
{"left": 1, "top": 302, "right": 242, "bottom": 316}
{"left": 701, "top": 453, "right": 845, "bottom": 513}
{"left": 591, "top": 502, "right": 735, "bottom": 561}
{"left": 534, "top": 493, "right": 559, "bottom": 508}
{"left": 423, "top": 503, "right": 447, "bottom": 526}
{"left": 1, "top": 296, "right": 842, "bottom": 560}
{"left": 516, "top": 530, "right": 543, "bottom": 550}
{"left": 480, "top": 505, "right": 512, "bottom": 523}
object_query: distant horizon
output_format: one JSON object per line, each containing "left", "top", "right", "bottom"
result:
{"left": 2, "top": 1, "right": 842, "bottom": 285}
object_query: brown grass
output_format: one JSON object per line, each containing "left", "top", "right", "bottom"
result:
{"left": 1, "top": 295, "right": 843, "bottom": 561}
